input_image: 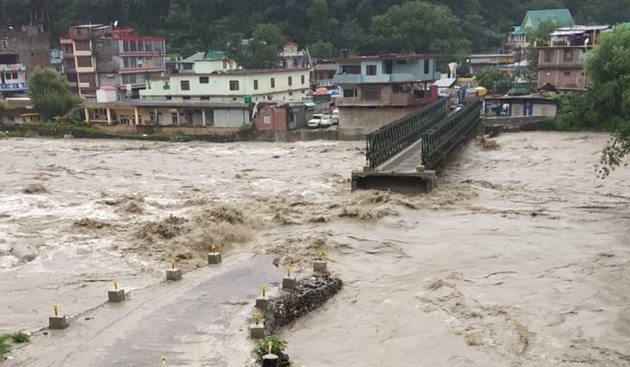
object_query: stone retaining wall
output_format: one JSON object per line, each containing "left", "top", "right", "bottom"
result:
{"left": 262, "top": 274, "right": 343, "bottom": 334}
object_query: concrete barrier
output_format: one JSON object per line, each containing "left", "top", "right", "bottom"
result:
{"left": 262, "top": 274, "right": 343, "bottom": 334}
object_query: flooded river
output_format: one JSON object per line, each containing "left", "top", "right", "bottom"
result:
{"left": 0, "top": 132, "right": 629, "bottom": 366}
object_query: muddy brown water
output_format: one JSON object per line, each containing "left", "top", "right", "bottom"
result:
{"left": 0, "top": 132, "right": 629, "bottom": 366}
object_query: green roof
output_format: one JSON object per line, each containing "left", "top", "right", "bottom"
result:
{"left": 512, "top": 8, "right": 574, "bottom": 35}
{"left": 204, "top": 50, "right": 227, "bottom": 60}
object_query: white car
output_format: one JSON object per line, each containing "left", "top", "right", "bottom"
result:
{"left": 308, "top": 114, "right": 323, "bottom": 128}
{"left": 331, "top": 109, "right": 339, "bottom": 125}
{"left": 320, "top": 114, "right": 333, "bottom": 127}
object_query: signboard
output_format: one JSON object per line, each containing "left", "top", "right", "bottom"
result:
{"left": 0, "top": 83, "right": 27, "bottom": 90}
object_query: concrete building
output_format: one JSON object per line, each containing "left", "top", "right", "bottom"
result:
{"left": 537, "top": 25, "right": 611, "bottom": 90}
{"left": 312, "top": 62, "right": 336, "bottom": 87}
{"left": 61, "top": 25, "right": 166, "bottom": 100}
{"left": 484, "top": 95, "right": 557, "bottom": 117}
{"left": 279, "top": 41, "right": 311, "bottom": 69}
{"left": 506, "top": 9, "right": 574, "bottom": 55}
{"left": 140, "top": 52, "right": 310, "bottom": 103}
{"left": 467, "top": 54, "right": 515, "bottom": 75}
{"left": 0, "top": 24, "right": 51, "bottom": 97}
{"left": 84, "top": 86, "right": 249, "bottom": 127}
{"left": 333, "top": 53, "right": 440, "bottom": 136}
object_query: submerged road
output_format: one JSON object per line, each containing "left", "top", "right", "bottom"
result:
{"left": 8, "top": 254, "right": 284, "bottom": 367}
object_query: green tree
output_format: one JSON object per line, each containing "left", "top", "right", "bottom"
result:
{"left": 366, "top": 1, "right": 470, "bottom": 57}
{"left": 475, "top": 67, "right": 513, "bottom": 95}
{"left": 586, "top": 26, "right": 630, "bottom": 177}
{"left": 309, "top": 39, "right": 334, "bottom": 59}
{"left": 226, "top": 23, "right": 286, "bottom": 69}
{"left": 27, "top": 67, "right": 82, "bottom": 120}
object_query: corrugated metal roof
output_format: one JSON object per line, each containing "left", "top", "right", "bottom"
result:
{"left": 512, "top": 8, "right": 574, "bottom": 35}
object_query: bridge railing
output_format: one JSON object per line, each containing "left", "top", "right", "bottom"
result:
{"left": 421, "top": 99, "right": 482, "bottom": 170}
{"left": 365, "top": 99, "right": 448, "bottom": 169}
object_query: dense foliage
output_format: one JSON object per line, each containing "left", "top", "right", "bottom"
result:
{"left": 27, "top": 67, "right": 82, "bottom": 120}
{"left": 1, "top": 0, "right": 629, "bottom": 59}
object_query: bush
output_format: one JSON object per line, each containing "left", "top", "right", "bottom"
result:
{"left": 256, "top": 334, "right": 287, "bottom": 358}
{"left": 11, "top": 331, "right": 29, "bottom": 344}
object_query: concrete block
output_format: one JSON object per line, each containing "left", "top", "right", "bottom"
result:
{"left": 166, "top": 268, "right": 182, "bottom": 281}
{"left": 313, "top": 260, "right": 328, "bottom": 274}
{"left": 282, "top": 277, "right": 297, "bottom": 290}
{"left": 262, "top": 353, "right": 280, "bottom": 367}
{"left": 249, "top": 324, "right": 265, "bottom": 339}
{"left": 416, "top": 165, "right": 425, "bottom": 172}
{"left": 207, "top": 252, "right": 222, "bottom": 265}
{"left": 108, "top": 289, "right": 126, "bottom": 303}
{"left": 48, "top": 316, "right": 68, "bottom": 330}
{"left": 255, "top": 296, "right": 270, "bottom": 310}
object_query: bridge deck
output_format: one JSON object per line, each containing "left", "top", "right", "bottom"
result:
{"left": 351, "top": 139, "right": 436, "bottom": 194}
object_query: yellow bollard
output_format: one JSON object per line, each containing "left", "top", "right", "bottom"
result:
{"left": 317, "top": 249, "right": 325, "bottom": 261}
{"left": 285, "top": 266, "right": 291, "bottom": 277}
{"left": 112, "top": 279, "right": 118, "bottom": 291}
{"left": 170, "top": 258, "right": 175, "bottom": 270}
{"left": 268, "top": 340, "right": 273, "bottom": 354}
{"left": 253, "top": 311, "right": 261, "bottom": 325}
{"left": 161, "top": 356, "right": 167, "bottom": 366}
{"left": 210, "top": 244, "right": 217, "bottom": 252}
{"left": 53, "top": 304, "right": 58, "bottom": 316}
{"left": 261, "top": 285, "right": 266, "bottom": 297}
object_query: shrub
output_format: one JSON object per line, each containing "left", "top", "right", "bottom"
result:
{"left": 256, "top": 334, "right": 287, "bottom": 358}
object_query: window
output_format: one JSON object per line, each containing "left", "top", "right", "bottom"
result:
{"left": 288, "top": 76, "right": 292, "bottom": 86}
{"left": 122, "top": 74, "right": 138, "bottom": 84}
{"left": 543, "top": 50, "right": 552, "bottom": 63}
{"left": 201, "top": 96, "right": 210, "bottom": 101}
{"left": 4, "top": 73, "right": 12, "bottom": 80}
{"left": 301, "top": 75, "right": 305, "bottom": 84}
{"left": 396, "top": 60, "right": 407, "bottom": 64}
{"left": 270, "top": 78, "right": 275, "bottom": 88}
{"left": 76, "top": 56, "right": 92, "bottom": 67}
{"left": 366, "top": 65, "right": 377, "bottom": 76}
{"left": 341, "top": 65, "right": 361, "bottom": 74}
{"left": 424, "top": 59, "right": 430, "bottom": 74}
{"left": 180, "top": 80, "right": 190, "bottom": 90}
{"left": 145, "top": 41, "right": 153, "bottom": 52}
{"left": 563, "top": 49, "right": 573, "bottom": 62}
{"left": 183, "top": 63, "right": 193, "bottom": 70}
{"left": 343, "top": 88, "right": 357, "bottom": 98}
{"left": 0, "top": 39, "right": 8, "bottom": 49}
{"left": 123, "top": 41, "right": 129, "bottom": 52}
{"left": 253, "top": 79, "right": 259, "bottom": 90}
{"left": 199, "top": 76, "right": 209, "bottom": 84}
{"left": 183, "top": 96, "right": 191, "bottom": 100}
{"left": 229, "top": 80, "right": 239, "bottom": 91}
{"left": 564, "top": 71, "right": 571, "bottom": 76}
{"left": 75, "top": 40, "right": 90, "bottom": 51}
{"left": 362, "top": 88, "right": 381, "bottom": 100}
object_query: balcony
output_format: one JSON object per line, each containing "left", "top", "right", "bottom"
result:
{"left": 0, "top": 63, "right": 26, "bottom": 72}
{"left": 334, "top": 72, "right": 434, "bottom": 85}
{"left": 0, "top": 82, "right": 28, "bottom": 91}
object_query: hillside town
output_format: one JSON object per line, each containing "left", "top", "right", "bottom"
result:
{"left": 1, "top": 7, "right": 627, "bottom": 139}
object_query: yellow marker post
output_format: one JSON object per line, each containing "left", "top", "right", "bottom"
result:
{"left": 112, "top": 279, "right": 118, "bottom": 291}
{"left": 253, "top": 311, "right": 261, "bottom": 325}
{"left": 261, "top": 285, "right": 266, "bottom": 297}
{"left": 268, "top": 340, "right": 273, "bottom": 354}
{"left": 53, "top": 304, "right": 58, "bottom": 316}
{"left": 210, "top": 244, "right": 217, "bottom": 253}
{"left": 286, "top": 266, "right": 291, "bottom": 277}
{"left": 170, "top": 258, "right": 175, "bottom": 270}
{"left": 161, "top": 356, "right": 167, "bottom": 366}
{"left": 317, "top": 249, "right": 325, "bottom": 261}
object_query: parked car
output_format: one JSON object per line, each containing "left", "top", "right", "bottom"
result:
{"left": 308, "top": 114, "right": 323, "bottom": 128}
{"left": 320, "top": 113, "right": 333, "bottom": 127}
{"left": 331, "top": 109, "right": 339, "bottom": 125}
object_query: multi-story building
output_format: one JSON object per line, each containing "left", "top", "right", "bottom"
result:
{"left": 312, "top": 62, "right": 336, "bottom": 87}
{"left": 537, "top": 25, "right": 611, "bottom": 90}
{"left": 279, "top": 41, "right": 311, "bottom": 69}
{"left": 467, "top": 54, "right": 515, "bottom": 75}
{"left": 0, "top": 23, "right": 51, "bottom": 97}
{"left": 0, "top": 51, "right": 27, "bottom": 97}
{"left": 61, "top": 25, "right": 166, "bottom": 100}
{"left": 333, "top": 53, "right": 440, "bottom": 136}
{"left": 140, "top": 51, "right": 310, "bottom": 103}
{"left": 505, "top": 9, "right": 574, "bottom": 55}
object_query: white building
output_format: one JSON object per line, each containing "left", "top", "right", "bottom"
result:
{"left": 140, "top": 51, "right": 311, "bottom": 103}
